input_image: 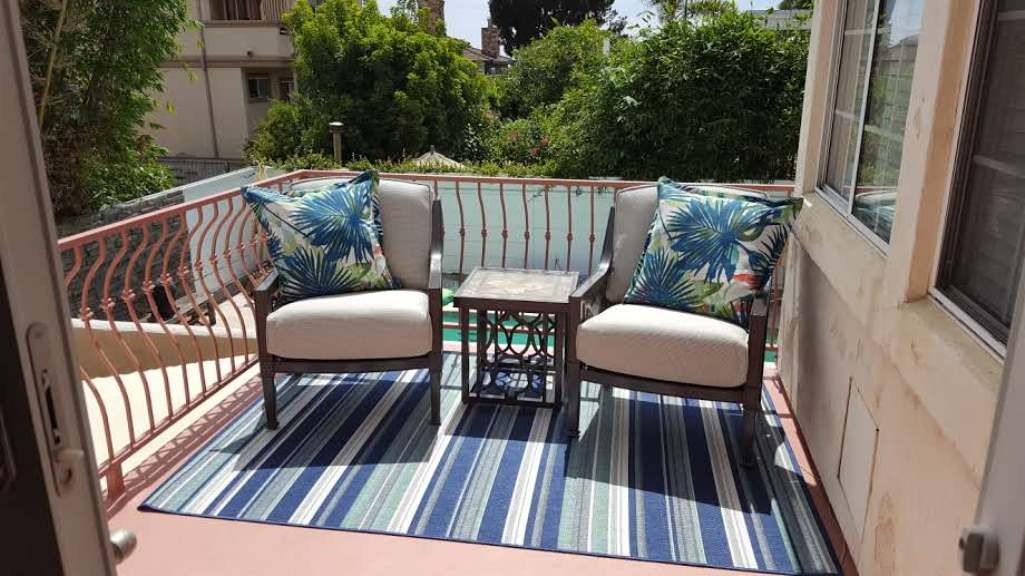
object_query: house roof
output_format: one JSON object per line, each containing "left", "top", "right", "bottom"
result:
{"left": 462, "top": 46, "right": 513, "bottom": 65}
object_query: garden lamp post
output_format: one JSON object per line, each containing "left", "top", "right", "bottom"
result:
{"left": 329, "top": 121, "right": 344, "bottom": 164}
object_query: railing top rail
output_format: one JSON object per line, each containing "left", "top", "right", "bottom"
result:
{"left": 57, "top": 171, "right": 297, "bottom": 249}
{"left": 294, "top": 170, "right": 797, "bottom": 194}
{"left": 58, "top": 169, "right": 796, "bottom": 248}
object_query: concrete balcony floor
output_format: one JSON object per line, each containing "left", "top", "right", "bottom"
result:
{"left": 105, "top": 345, "right": 857, "bottom": 576}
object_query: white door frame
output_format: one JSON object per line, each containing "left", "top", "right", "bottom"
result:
{"left": 964, "top": 269, "right": 1025, "bottom": 575}
{"left": 0, "top": 2, "right": 115, "bottom": 573}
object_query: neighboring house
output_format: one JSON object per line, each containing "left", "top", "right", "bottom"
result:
{"left": 152, "top": 0, "right": 510, "bottom": 161}
{"left": 463, "top": 20, "right": 514, "bottom": 75}
{"left": 152, "top": 0, "right": 296, "bottom": 161}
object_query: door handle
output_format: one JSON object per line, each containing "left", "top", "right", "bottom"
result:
{"left": 25, "top": 323, "right": 77, "bottom": 494}
{"left": 110, "top": 529, "right": 137, "bottom": 564}
{"left": 960, "top": 525, "right": 999, "bottom": 574}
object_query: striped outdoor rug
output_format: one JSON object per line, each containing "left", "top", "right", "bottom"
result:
{"left": 143, "top": 354, "right": 838, "bottom": 574}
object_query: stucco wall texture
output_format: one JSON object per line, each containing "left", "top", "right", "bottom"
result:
{"left": 780, "top": 2, "right": 1004, "bottom": 575}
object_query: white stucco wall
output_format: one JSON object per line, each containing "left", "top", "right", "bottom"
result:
{"left": 153, "top": 66, "right": 259, "bottom": 160}
{"left": 780, "top": 2, "right": 1004, "bottom": 575}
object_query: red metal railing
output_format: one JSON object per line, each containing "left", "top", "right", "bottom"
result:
{"left": 60, "top": 170, "right": 791, "bottom": 502}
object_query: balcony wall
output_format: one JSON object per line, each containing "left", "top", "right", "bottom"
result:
{"left": 781, "top": 3, "right": 1000, "bottom": 576}
{"left": 176, "top": 24, "right": 294, "bottom": 62}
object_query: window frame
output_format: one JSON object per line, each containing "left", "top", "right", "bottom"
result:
{"left": 816, "top": 0, "right": 896, "bottom": 254}
{"left": 278, "top": 77, "right": 294, "bottom": 102}
{"left": 934, "top": 0, "right": 1018, "bottom": 346}
{"left": 247, "top": 74, "right": 271, "bottom": 102}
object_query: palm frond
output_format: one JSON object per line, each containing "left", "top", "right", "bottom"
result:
{"left": 279, "top": 246, "right": 363, "bottom": 302}
{"left": 293, "top": 183, "right": 375, "bottom": 263}
{"left": 624, "top": 247, "right": 703, "bottom": 311}
{"left": 663, "top": 197, "right": 771, "bottom": 281}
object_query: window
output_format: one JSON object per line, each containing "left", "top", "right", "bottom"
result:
{"left": 819, "top": 0, "right": 924, "bottom": 244}
{"left": 247, "top": 74, "right": 271, "bottom": 101}
{"left": 211, "top": 0, "right": 262, "bottom": 21}
{"left": 209, "top": 0, "right": 260, "bottom": 21}
{"left": 279, "top": 77, "right": 294, "bottom": 102}
{"left": 937, "top": 0, "right": 1025, "bottom": 344}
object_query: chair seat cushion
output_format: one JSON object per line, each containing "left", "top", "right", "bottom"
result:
{"left": 576, "top": 304, "right": 749, "bottom": 388}
{"left": 266, "top": 290, "right": 432, "bottom": 360}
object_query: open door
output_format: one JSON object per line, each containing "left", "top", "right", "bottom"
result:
{"left": 962, "top": 267, "right": 1025, "bottom": 575}
{"left": 0, "top": 3, "right": 117, "bottom": 574}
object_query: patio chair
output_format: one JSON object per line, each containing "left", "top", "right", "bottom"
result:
{"left": 254, "top": 177, "right": 443, "bottom": 430}
{"left": 565, "top": 185, "right": 770, "bottom": 464}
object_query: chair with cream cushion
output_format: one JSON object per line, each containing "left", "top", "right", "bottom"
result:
{"left": 566, "top": 185, "right": 771, "bottom": 464}
{"left": 254, "top": 177, "right": 443, "bottom": 429}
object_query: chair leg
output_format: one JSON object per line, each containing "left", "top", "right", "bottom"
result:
{"left": 741, "top": 402, "right": 758, "bottom": 467}
{"left": 566, "top": 360, "right": 581, "bottom": 438}
{"left": 261, "top": 362, "right": 278, "bottom": 430}
{"left": 430, "top": 368, "right": 441, "bottom": 426}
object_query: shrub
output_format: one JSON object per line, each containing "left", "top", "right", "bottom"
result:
{"left": 547, "top": 12, "right": 809, "bottom": 181}
{"left": 249, "top": 0, "right": 492, "bottom": 164}
{"left": 20, "top": 0, "right": 187, "bottom": 218}
{"left": 497, "top": 21, "right": 612, "bottom": 118}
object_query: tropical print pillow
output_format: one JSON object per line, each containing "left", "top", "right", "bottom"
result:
{"left": 658, "top": 177, "right": 774, "bottom": 201}
{"left": 623, "top": 181, "right": 802, "bottom": 327}
{"left": 243, "top": 170, "right": 397, "bottom": 303}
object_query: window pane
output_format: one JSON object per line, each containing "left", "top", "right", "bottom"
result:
{"left": 824, "top": 0, "right": 876, "bottom": 199}
{"left": 852, "top": 0, "right": 923, "bottom": 242}
{"left": 943, "top": 0, "right": 1025, "bottom": 340}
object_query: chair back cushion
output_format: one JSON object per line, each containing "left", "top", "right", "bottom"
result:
{"left": 606, "top": 186, "right": 659, "bottom": 303}
{"left": 622, "top": 180, "right": 801, "bottom": 327}
{"left": 377, "top": 179, "right": 433, "bottom": 290}
{"left": 243, "top": 171, "right": 397, "bottom": 303}
{"left": 287, "top": 176, "right": 433, "bottom": 290}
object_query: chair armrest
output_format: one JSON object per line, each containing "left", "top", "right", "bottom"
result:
{"left": 571, "top": 264, "right": 610, "bottom": 303}
{"left": 428, "top": 199, "right": 442, "bottom": 292}
{"left": 567, "top": 208, "right": 615, "bottom": 365}
{"left": 750, "top": 291, "right": 769, "bottom": 322}
{"left": 255, "top": 270, "right": 279, "bottom": 358}
{"left": 427, "top": 199, "right": 444, "bottom": 364}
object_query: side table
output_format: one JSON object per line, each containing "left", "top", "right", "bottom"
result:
{"left": 453, "top": 267, "right": 579, "bottom": 407}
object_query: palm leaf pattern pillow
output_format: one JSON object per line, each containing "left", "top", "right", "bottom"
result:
{"left": 243, "top": 170, "right": 397, "bottom": 303}
{"left": 623, "top": 180, "right": 801, "bottom": 327}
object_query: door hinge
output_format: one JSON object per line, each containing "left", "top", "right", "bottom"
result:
{"left": 0, "top": 406, "right": 14, "bottom": 493}
{"left": 960, "top": 525, "right": 1000, "bottom": 574}
{"left": 26, "top": 323, "right": 83, "bottom": 495}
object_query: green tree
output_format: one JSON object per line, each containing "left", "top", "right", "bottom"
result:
{"left": 497, "top": 21, "right": 611, "bottom": 118}
{"left": 547, "top": 10, "right": 809, "bottom": 181}
{"left": 645, "top": 0, "right": 736, "bottom": 23}
{"left": 19, "top": 0, "right": 186, "bottom": 218}
{"left": 488, "top": 0, "right": 616, "bottom": 52}
{"left": 778, "top": 0, "right": 813, "bottom": 8}
{"left": 248, "top": 0, "right": 490, "bottom": 163}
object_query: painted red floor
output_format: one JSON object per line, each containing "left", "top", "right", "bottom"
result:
{"left": 107, "top": 361, "right": 857, "bottom": 576}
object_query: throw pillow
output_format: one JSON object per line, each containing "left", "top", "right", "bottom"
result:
{"left": 243, "top": 170, "right": 397, "bottom": 303}
{"left": 623, "top": 180, "right": 802, "bottom": 327}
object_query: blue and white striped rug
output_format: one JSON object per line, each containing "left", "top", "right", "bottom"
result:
{"left": 143, "top": 354, "right": 838, "bottom": 574}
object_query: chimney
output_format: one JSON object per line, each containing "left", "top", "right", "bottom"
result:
{"left": 481, "top": 19, "right": 500, "bottom": 58}
{"left": 418, "top": 0, "right": 445, "bottom": 34}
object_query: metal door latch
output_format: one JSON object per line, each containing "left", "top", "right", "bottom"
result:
{"left": 26, "top": 323, "right": 80, "bottom": 494}
{"left": 960, "top": 525, "right": 999, "bottom": 574}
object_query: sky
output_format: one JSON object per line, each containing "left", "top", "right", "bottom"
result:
{"left": 374, "top": 0, "right": 782, "bottom": 49}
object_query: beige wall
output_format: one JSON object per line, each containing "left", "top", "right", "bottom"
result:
{"left": 152, "top": 65, "right": 281, "bottom": 160}
{"left": 781, "top": 2, "right": 1004, "bottom": 575}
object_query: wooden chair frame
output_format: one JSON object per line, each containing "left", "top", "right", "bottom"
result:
{"left": 565, "top": 207, "right": 770, "bottom": 464}
{"left": 254, "top": 199, "right": 444, "bottom": 429}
